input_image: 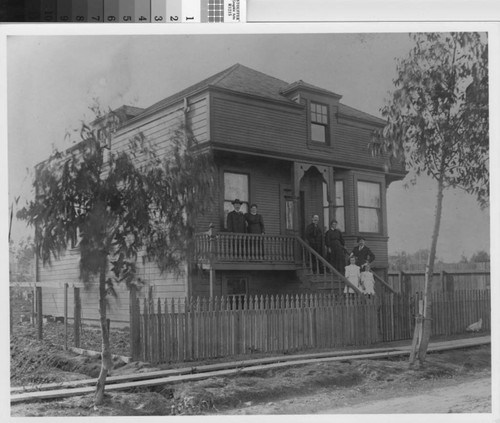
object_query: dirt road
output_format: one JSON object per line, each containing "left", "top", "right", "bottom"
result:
{"left": 229, "top": 372, "right": 491, "bottom": 415}
{"left": 322, "top": 376, "right": 491, "bottom": 414}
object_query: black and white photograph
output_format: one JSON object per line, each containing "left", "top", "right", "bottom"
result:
{"left": 3, "top": 18, "right": 498, "bottom": 421}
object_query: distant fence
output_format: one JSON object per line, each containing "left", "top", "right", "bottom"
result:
{"left": 130, "top": 289, "right": 490, "bottom": 364}
{"left": 388, "top": 263, "right": 490, "bottom": 293}
{"left": 378, "top": 289, "right": 491, "bottom": 342}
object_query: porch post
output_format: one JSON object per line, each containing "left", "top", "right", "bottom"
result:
{"left": 292, "top": 162, "right": 303, "bottom": 237}
{"left": 328, "top": 166, "right": 335, "bottom": 222}
{"left": 209, "top": 268, "right": 215, "bottom": 297}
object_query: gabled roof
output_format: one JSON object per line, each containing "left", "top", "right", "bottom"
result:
{"left": 141, "top": 64, "right": 295, "bottom": 117}
{"left": 338, "top": 104, "right": 386, "bottom": 126}
{"left": 134, "top": 63, "right": 384, "bottom": 125}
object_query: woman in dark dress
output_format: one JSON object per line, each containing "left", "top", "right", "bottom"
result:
{"left": 245, "top": 204, "right": 265, "bottom": 234}
{"left": 245, "top": 204, "right": 265, "bottom": 258}
{"left": 325, "top": 219, "right": 346, "bottom": 274}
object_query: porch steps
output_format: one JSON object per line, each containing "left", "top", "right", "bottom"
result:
{"left": 296, "top": 268, "right": 344, "bottom": 294}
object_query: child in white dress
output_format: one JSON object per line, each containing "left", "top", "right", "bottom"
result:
{"left": 344, "top": 256, "right": 360, "bottom": 294}
{"left": 360, "top": 263, "right": 376, "bottom": 296}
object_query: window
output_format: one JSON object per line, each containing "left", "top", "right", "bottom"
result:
{"left": 224, "top": 277, "right": 248, "bottom": 309}
{"left": 357, "top": 181, "right": 381, "bottom": 233}
{"left": 310, "top": 102, "right": 328, "bottom": 143}
{"left": 224, "top": 172, "right": 249, "bottom": 228}
{"left": 334, "top": 180, "right": 345, "bottom": 232}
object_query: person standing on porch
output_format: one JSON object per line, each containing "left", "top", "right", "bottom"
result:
{"left": 245, "top": 204, "right": 265, "bottom": 258}
{"left": 245, "top": 203, "right": 265, "bottom": 234}
{"left": 325, "top": 219, "right": 346, "bottom": 275}
{"left": 305, "top": 214, "right": 324, "bottom": 272}
{"left": 227, "top": 198, "right": 247, "bottom": 258}
{"left": 351, "top": 236, "right": 375, "bottom": 269}
{"left": 227, "top": 199, "right": 247, "bottom": 233}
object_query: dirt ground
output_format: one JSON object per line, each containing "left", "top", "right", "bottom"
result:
{"left": 9, "top": 293, "right": 493, "bottom": 417}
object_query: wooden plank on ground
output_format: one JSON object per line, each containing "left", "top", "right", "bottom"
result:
{"left": 12, "top": 336, "right": 490, "bottom": 404}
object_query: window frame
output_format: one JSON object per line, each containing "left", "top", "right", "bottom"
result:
{"left": 333, "top": 179, "right": 346, "bottom": 232}
{"left": 223, "top": 171, "right": 250, "bottom": 229}
{"left": 356, "top": 180, "right": 382, "bottom": 234}
{"left": 309, "top": 101, "right": 329, "bottom": 145}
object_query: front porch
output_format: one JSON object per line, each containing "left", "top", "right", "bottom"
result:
{"left": 195, "top": 232, "right": 395, "bottom": 297}
{"left": 195, "top": 232, "right": 297, "bottom": 270}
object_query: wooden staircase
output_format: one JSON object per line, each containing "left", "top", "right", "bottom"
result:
{"left": 294, "top": 237, "right": 397, "bottom": 296}
{"left": 295, "top": 237, "right": 361, "bottom": 296}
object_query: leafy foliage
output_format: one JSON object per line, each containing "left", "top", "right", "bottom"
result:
{"left": 371, "top": 32, "right": 489, "bottom": 207}
{"left": 17, "top": 119, "right": 217, "bottom": 290}
{"left": 470, "top": 250, "right": 490, "bottom": 263}
{"left": 9, "top": 238, "right": 35, "bottom": 282}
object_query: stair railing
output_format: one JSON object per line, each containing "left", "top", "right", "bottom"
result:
{"left": 295, "top": 237, "right": 363, "bottom": 296}
{"left": 372, "top": 271, "right": 397, "bottom": 294}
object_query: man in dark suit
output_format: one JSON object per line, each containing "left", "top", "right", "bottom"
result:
{"left": 305, "top": 214, "right": 324, "bottom": 272}
{"left": 227, "top": 199, "right": 246, "bottom": 258}
{"left": 351, "top": 236, "right": 375, "bottom": 269}
{"left": 227, "top": 199, "right": 246, "bottom": 233}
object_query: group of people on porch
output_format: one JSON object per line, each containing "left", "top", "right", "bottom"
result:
{"left": 226, "top": 199, "right": 265, "bottom": 234}
{"left": 305, "top": 214, "right": 376, "bottom": 296}
{"left": 226, "top": 199, "right": 375, "bottom": 295}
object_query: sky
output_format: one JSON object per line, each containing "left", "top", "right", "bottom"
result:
{"left": 5, "top": 29, "right": 492, "bottom": 263}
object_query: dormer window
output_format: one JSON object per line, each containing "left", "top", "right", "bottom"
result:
{"left": 310, "top": 102, "right": 328, "bottom": 143}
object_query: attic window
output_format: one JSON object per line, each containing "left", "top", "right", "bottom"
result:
{"left": 310, "top": 102, "right": 328, "bottom": 143}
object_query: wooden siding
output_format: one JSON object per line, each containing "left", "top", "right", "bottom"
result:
{"left": 38, "top": 249, "right": 80, "bottom": 285}
{"left": 199, "top": 154, "right": 291, "bottom": 234}
{"left": 211, "top": 93, "right": 404, "bottom": 175}
{"left": 211, "top": 94, "right": 306, "bottom": 156}
{"left": 112, "top": 93, "right": 208, "bottom": 161}
{"left": 39, "top": 248, "right": 187, "bottom": 324}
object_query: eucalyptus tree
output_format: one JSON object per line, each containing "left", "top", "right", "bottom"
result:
{"left": 18, "top": 117, "right": 216, "bottom": 404}
{"left": 371, "top": 32, "right": 488, "bottom": 365}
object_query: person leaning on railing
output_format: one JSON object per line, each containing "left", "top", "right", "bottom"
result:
{"left": 350, "top": 236, "right": 375, "bottom": 269}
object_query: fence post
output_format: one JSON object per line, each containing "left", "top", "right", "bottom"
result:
{"left": 36, "top": 286, "right": 43, "bottom": 341}
{"left": 64, "top": 283, "right": 68, "bottom": 350}
{"left": 10, "top": 290, "right": 13, "bottom": 334}
{"left": 129, "top": 284, "right": 141, "bottom": 361}
{"left": 74, "top": 287, "right": 81, "bottom": 348}
{"left": 31, "top": 287, "right": 35, "bottom": 327}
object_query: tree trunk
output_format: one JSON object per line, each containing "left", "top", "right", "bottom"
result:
{"left": 413, "top": 175, "right": 445, "bottom": 366}
{"left": 95, "top": 263, "right": 113, "bottom": 405}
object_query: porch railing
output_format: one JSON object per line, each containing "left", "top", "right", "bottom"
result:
{"left": 195, "top": 232, "right": 296, "bottom": 263}
{"left": 295, "top": 237, "right": 363, "bottom": 296}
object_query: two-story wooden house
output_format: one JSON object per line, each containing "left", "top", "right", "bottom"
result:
{"left": 38, "top": 64, "right": 405, "bottom": 324}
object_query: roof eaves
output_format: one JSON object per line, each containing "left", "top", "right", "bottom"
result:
{"left": 208, "top": 85, "right": 304, "bottom": 109}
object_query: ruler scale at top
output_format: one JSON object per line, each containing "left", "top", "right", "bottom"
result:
{"left": 13, "top": 0, "right": 245, "bottom": 22}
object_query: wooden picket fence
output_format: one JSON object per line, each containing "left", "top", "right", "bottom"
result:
{"left": 130, "top": 289, "right": 490, "bottom": 364}
{"left": 130, "top": 293, "right": 379, "bottom": 364}
{"left": 378, "top": 289, "right": 490, "bottom": 342}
